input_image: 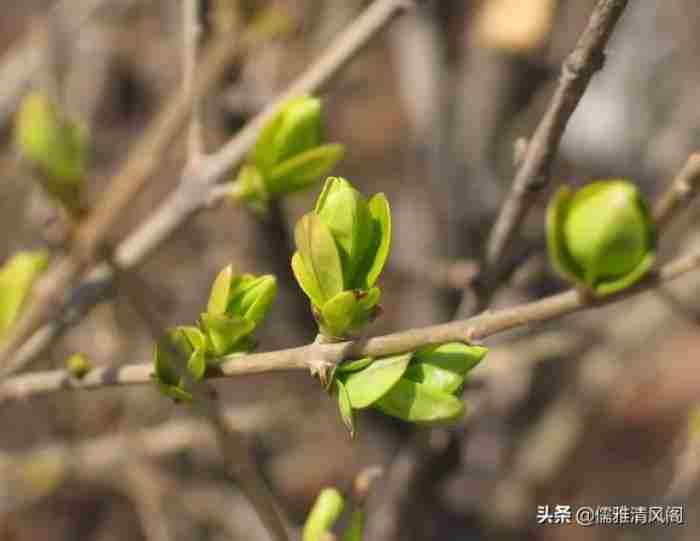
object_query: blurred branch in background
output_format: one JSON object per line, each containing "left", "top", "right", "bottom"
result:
{"left": 0, "top": 0, "right": 417, "bottom": 379}
{"left": 0, "top": 402, "right": 284, "bottom": 514}
{"left": 2, "top": 244, "right": 699, "bottom": 404}
{"left": 459, "top": 0, "right": 629, "bottom": 317}
{"left": 0, "top": 0, "right": 140, "bottom": 130}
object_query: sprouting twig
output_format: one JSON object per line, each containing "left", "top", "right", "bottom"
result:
{"left": 184, "top": 0, "right": 205, "bottom": 163}
{"left": 2, "top": 247, "right": 699, "bottom": 404}
{"left": 107, "top": 255, "right": 289, "bottom": 541}
{"left": 0, "top": 0, "right": 417, "bottom": 378}
{"left": 653, "top": 152, "right": 700, "bottom": 229}
{"left": 457, "top": 0, "right": 629, "bottom": 316}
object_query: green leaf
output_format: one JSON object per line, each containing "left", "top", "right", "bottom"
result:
{"left": 342, "top": 509, "right": 365, "bottom": 541}
{"left": 293, "top": 213, "right": 344, "bottom": 308}
{"left": 335, "top": 379, "right": 356, "bottom": 438}
{"left": 303, "top": 488, "right": 345, "bottom": 541}
{"left": 229, "top": 164, "right": 268, "bottom": 213}
{"left": 180, "top": 326, "right": 207, "bottom": 352}
{"left": 154, "top": 381, "right": 192, "bottom": 402}
{"left": 406, "top": 343, "right": 488, "bottom": 395}
{"left": 153, "top": 341, "right": 179, "bottom": 388}
{"left": 375, "top": 378, "right": 465, "bottom": 424}
{"left": 361, "top": 193, "right": 391, "bottom": 288}
{"left": 320, "top": 290, "right": 358, "bottom": 338}
{"left": 315, "top": 177, "right": 373, "bottom": 289}
{"left": 267, "top": 144, "right": 345, "bottom": 195}
{"left": 253, "top": 107, "right": 286, "bottom": 174}
{"left": 403, "top": 363, "right": 464, "bottom": 395}
{"left": 200, "top": 313, "right": 255, "bottom": 357}
{"left": 594, "top": 251, "right": 655, "bottom": 296}
{"left": 412, "top": 342, "right": 488, "bottom": 376}
{"left": 336, "top": 356, "right": 373, "bottom": 373}
{"left": 15, "top": 93, "right": 86, "bottom": 213}
{"left": 207, "top": 265, "right": 233, "bottom": 316}
{"left": 187, "top": 346, "right": 206, "bottom": 381}
{"left": 0, "top": 251, "right": 48, "bottom": 340}
{"left": 273, "top": 96, "right": 321, "bottom": 165}
{"left": 341, "top": 353, "right": 410, "bottom": 409}
{"left": 353, "top": 287, "right": 381, "bottom": 328}
{"left": 546, "top": 187, "right": 583, "bottom": 284}
{"left": 228, "top": 274, "right": 277, "bottom": 325}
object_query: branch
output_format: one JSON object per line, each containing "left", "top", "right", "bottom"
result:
{"left": 183, "top": 0, "right": 205, "bottom": 163}
{"left": 458, "top": 0, "right": 629, "bottom": 315}
{"left": 107, "top": 246, "right": 289, "bottom": 541}
{"left": 653, "top": 152, "right": 700, "bottom": 229}
{"left": 0, "top": 0, "right": 416, "bottom": 377}
{"left": 0, "top": 8, "right": 290, "bottom": 373}
{"left": 0, "top": 404, "right": 281, "bottom": 513}
{"left": 2, "top": 248, "right": 699, "bottom": 404}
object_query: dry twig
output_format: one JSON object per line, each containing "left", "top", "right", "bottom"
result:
{"left": 457, "top": 0, "right": 629, "bottom": 316}
{"left": 0, "top": 0, "right": 417, "bottom": 378}
{"left": 1, "top": 247, "right": 699, "bottom": 404}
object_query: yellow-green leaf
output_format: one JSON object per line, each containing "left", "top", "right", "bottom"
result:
{"left": 375, "top": 378, "right": 465, "bottom": 424}
{"left": 362, "top": 193, "right": 391, "bottom": 288}
{"left": 336, "top": 379, "right": 356, "bottom": 438}
{"left": 293, "top": 213, "right": 343, "bottom": 308}
{"left": 0, "top": 251, "right": 49, "bottom": 340}
{"left": 207, "top": 265, "right": 234, "bottom": 316}
{"left": 200, "top": 313, "right": 255, "bottom": 357}
{"left": 267, "top": 144, "right": 345, "bottom": 195}
{"left": 342, "top": 353, "right": 410, "bottom": 408}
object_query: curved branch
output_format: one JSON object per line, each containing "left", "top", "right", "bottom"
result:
{"left": 2, "top": 248, "right": 698, "bottom": 404}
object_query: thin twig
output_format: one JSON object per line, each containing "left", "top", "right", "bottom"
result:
{"left": 0, "top": 403, "right": 281, "bottom": 513}
{"left": 0, "top": 0, "right": 136, "bottom": 128}
{"left": 457, "top": 0, "right": 629, "bottom": 316}
{"left": 108, "top": 255, "right": 289, "bottom": 541}
{"left": 184, "top": 0, "right": 205, "bottom": 163}
{"left": 0, "top": 0, "right": 416, "bottom": 378}
{"left": 653, "top": 152, "right": 700, "bottom": 229}
{"left": 2, "top": 247, "right": 699, "bottom": 404}
{"left": 0, "top": 7, "right": 290, "bottom": 374}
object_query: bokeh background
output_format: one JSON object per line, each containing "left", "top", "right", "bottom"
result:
{"left": 2, "top": 1, "right": 700, "bottom": 539}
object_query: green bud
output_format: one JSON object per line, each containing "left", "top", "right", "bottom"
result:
{"left": 0, "top": 251, "right": 48, "bottom": 341}
{"left": 546, "top": 180, "right": 656, "bottom": 296}
{"left": 231, "top": 96, "right": 345, "bottom": 211}
{"left": 152, "top": 326, "right": 207, "bottom": 402}
{"left": 15, "top": 92, "right": 87, "bottom": 214}
{"left": 203, "top": 265, "right": 276, "bottom": 355}
{"left": 303, "top": 488, "right": 345, "bottom": 541}
{"left": 66, "top": 353, "right": 91, "bottom": 379}
{"left": 226, "top": 274, "right": 278, "bottom": 326}
{"left": 405, "top": 342, "right": 488, "bottom": 394}
{"left": 292, "top": 177, "right": 391, "bottom": 338}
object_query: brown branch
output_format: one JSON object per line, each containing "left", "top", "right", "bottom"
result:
{"left": 0, "top": 9, "right": 289, "bottom": 373}
{"left": 457, "top": 0, "right": 629, "bottom": 316}
{"left": 107, "top": 250, "right": 289, "bottom": 541}
{"left": 2, "top": 248, "right": 699, "bottom": 404}
{"left": 184, "top": 0, "right": 205, "bottom": 164}
{"left": 0, "top": 0, "right": 416, "bottom": 378}
{"left": 653, "top": 152, "right": 700, "bottom": 229}
{"left": 0, "top": 403, "right": 281, "bottom": 513}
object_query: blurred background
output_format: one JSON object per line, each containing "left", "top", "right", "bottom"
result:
{"left": 2, "top": 0, "right": 700, "bottom": 539}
